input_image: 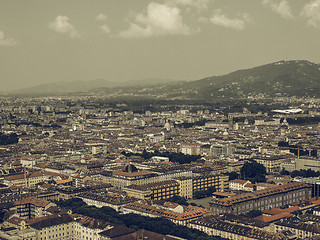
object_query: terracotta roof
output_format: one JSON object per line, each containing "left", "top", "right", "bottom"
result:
{"left": 231, "top": 179, "right": 249, "bottom": 184}
{"left": 29, "top": 214, "right": 73, "bottom": 230}
{"left": 210, "top": 182, "right": 311, "bottom": 206}
{"left": 4, "top": 172, "right": 43, "bottom": 181}
{"left": 254, "top": 212, "right": 293, "bottom": 223}
{"left": 6, "top": 216, "right": 25, "bottom": 225}
{"left": 123, "top": 201, "right": 211, "bottom": 221}
{"left": 14, "top": 197, "right": 51, "bottom": 207}
{"left": 262, "top": 208, "right": 285, "bottom": 216}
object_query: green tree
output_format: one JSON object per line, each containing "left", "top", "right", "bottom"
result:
{"left": 240, "top": 160, "right": 266, "bottom": 183}
{"left": 243, "top": 210, "right": 262, "bottom": 218}
{"left": 166, "top": 195, "right": 188, "bottom": 205}
{"left": 227, "top": 171, "right": 239, "bottom": 180}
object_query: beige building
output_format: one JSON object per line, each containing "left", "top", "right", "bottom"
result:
{"left": 229, "top": 179, "right": 252, "bottom": 191}
{"left": 123, "top": 180, "right": 180, "bottom": 201}
{"left": 275, "top": 215, "right": 320, "bottom": 239}
{"left": 13, "top": 197, "right": 56, "bottom": 219}
{"left": 210, "top": 182, "right": 311, "bottom": 215}
{"left": 180, "top": 143, "right": 201, "bottom": 155}
{"left": 176, "top": 177, "right": 193, "bottom": 199}
{"left": 189, "top": 214, "right": 284, "bottom": 240}
{"left": 3, "top": 172, "right": 45, "bottom": 187}
{"left": 193, "top": 174, "right": 229, "bottom": 194}
{"left": 253, "top": 156, "right": 283, "bottom": 173}
{"left": 296, "top": 157, "right": 320, "bottom": 171}
{"left": 29, "top": 214, "right": 75, "bottom": 240}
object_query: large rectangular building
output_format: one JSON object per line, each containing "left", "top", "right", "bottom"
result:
{"left": 210, "top": 182, "right": 311, "bottom": 215}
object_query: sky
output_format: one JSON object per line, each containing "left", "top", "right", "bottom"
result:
{"left": 1, "top": 0, "right": 320, "bottom": 91}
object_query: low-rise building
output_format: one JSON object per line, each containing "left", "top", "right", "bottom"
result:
{"left": 123, "top": 200, "right": 211, "bottom": 226}
{"left": 210, "top": 182, "right": 312, "bottom": 215}
{"left": 3, "top": 172, "right": 45, "bottom": 187}
{"left": 123, "top": 180, "right": 179, "bottom": 201}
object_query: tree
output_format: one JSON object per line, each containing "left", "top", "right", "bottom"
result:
{"left": 227, "top": 171, "right": 239, "bottom": 180}
{"left": 240, "top": 160, "right": 266, "bottom": 183}
{"left": 243, "top": 210, "right": 262, "bottom": 218}
{"left": 280, "top": 168, "right": 290, "bottom": 175}
{"left": 193, "top": 186, "right": 216, "bottom": 199}
{"left": 166, "top": 195, "right": 188, "bottom": 205}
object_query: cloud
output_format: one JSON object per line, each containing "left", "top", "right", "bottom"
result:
{"left": 96, "top": 13, "right": 108, "bottom": 21}
{"left": 209, "top": 9, "right": 251, "bottom": 30}
{"left": 301, "top": 0, "right": 320, "bottom": 29}
{"left": 100, "top": 25, "right": 111, "bottom": 34}
{"left": 0, "top": 31, "right": 16, "bottom": 46}
{"left": 263, "top": 0, "right": 294, "bottom": 19}
{"left": 49, "top": 16, "right": 79, "bottom": 38}
{"left": 119, "top": 2, "right": 193, "bottom": 38}
{"left": 95, "top": 14, "right": 111, "bottom": 34}
{"left": 168, "top": 0, "right": 209, "bottom": 10}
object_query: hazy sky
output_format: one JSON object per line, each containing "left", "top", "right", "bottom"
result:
{"left": 1, "top": 0, "right": 320, "bottom": 91}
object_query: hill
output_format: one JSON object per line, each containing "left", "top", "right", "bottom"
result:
{"left": 8, "top": 60, "right": 320, "bottom": 99}
{"left": 10, "top": 78, "right": 186, "bottom": 96}
{"left": 116, "top": 60, "right": 320, "bottom": 100}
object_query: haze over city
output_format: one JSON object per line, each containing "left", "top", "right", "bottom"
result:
{"left": 1, "top": 0, "right": 320, "bottom": 91}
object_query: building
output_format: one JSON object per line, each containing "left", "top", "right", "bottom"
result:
{"left": 123, "top": 180, "right": 179, "bottom": 200}
{"left": 210, "top": 144, "right": 233, "bottom": 157}
{"left": 28, "top": 214, "right": 75, "bottom": 240}
{"left": 180, "top": 143, "right": 201, "bottom": 155}
{"left": 275, "top": 215, "right": 320, "bottom": 239}
{"left": 175, "top": 177, "right": 193, "bottom": 199}
{"left": 3, "top": 172, "right": 45, "bottom": 187}
{"left": 210, "top": 182, "right": 312, "bottom": 215}
{"left": 229, "top": 179, "right": 251, "bottom": 191}
{"left": 296, "top": 157, "right": 320, "bottom": 171}
{"left": 253, "top": 156, "right": 283, "bottom": 173}
{"left": 189, "top": 214, "right": 284, "bottom": 240}
{"left": 13, "top": 197, "right": 56, "bottom": 219}
{"left": 123, "top": 200, "right": 211, "bottom": 226}
{"left": 193, "top": 174, "right": 229, "bottom": 194}
{"left": 103, "top": 164, "right": 158, "bottom": 189}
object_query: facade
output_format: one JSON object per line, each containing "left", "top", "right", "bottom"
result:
{"left": 180, "top": 143, "right": 201, "bottom": 155}
{"left": 193, "top": 174, "right": 229, "bottom": 194}
{"left": 229, "top": 179, "right": 251, "bottom": 191}
{"left": 253, "top": 156, "right": 283, "bottom": 173}
{"left": 103, "top": 166, "right": 193, "bottom": 189}
{"left": 123, "top": 180, "right": 179, "bottom": 201}
{"left": 123, "top": 174, "right": 228, "bottom": 201}
{"left": 123, "top": 200, "right": 211, "bottom": 226}
{"left": 175, "top": 177, "right": 193, "bottom": 199}
{"left": 210, "top": 182, "right": 312, "bottom": 215}
{"left": 3, "top": 172, "right": 45, "bottom": 187}
{"left": 29, "top": 214, "right": 75, "bottom": 240}
{"left": 210, "top": 144, "right": 233, "bottom": 157}
{"left": 275, "top": 215, "right": 320, "bottom": 239}
{"left": 73, "top": 214, "right": 113, "bottom": 240}
{"left": 78, "top": 192, "right": 134, "bottom": 211}
{"left": 189, "top": 215, "right": 284, "bottom": 240}
{"left": 296, "top": 157, "right": 320, "bottom": 171}
{"left": 13, "top": 197, "right": 56, "bottom": 219}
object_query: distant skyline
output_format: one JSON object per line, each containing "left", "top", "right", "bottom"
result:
{"left": 1, "top": 0, "right": 320, "bottom": 91}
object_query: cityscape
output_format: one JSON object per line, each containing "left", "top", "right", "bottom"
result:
{"left": 2, "top": 0, "right": 320, "bottom": 239}
{"left": 0, "top": 94, "right": 319, "bottom": 239}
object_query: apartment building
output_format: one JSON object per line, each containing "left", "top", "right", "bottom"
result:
{"left": 123, "top": 180, "right": 179, "bottom": 200}
{"left": 210, "top": 182, "right": 311, "bottom": 215}
{"left": 13, "top": 197, "right": 56, "bottom": 219}
{"left": 189, "top": 214, "right": 284, "bottom": 240}
{"left": 3, "top": 172, "right": 45, "bottom": 187}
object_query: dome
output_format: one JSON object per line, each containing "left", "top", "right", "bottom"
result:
{"left": 124, "top": 164, "right": 138, "bottom": 173}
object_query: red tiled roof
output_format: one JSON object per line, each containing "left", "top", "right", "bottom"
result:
{"left": 14, "top": 197, "right": 51, "bottom": 207}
